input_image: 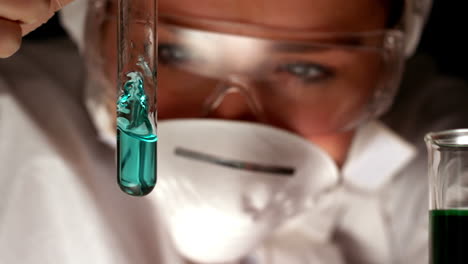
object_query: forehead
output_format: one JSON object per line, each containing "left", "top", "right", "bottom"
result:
{"left": 160, "top": 0, "right": 388, "bottom": 32}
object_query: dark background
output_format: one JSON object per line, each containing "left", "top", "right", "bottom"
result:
{"left": 25, "top": 0, "right": 468, "bottom": 81}
{"left": 417, "top": 0, "right": 467, "bottom": 81}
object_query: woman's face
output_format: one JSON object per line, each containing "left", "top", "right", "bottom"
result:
{"left": 90, "top": 0, "right": 393, "bottom": 163}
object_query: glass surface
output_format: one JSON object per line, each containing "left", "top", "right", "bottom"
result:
{"left": 426, "top": 129, "right": 468, "bottom": 264}
{"left": 117, "top": 0, "right": 158, "bottom": 196}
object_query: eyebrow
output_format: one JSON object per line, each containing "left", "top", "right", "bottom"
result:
{"left": 271, "top": 35, "right": 380, "bottom": 54}
{"left": 271, "top": 43, "right": 329, "bottom": 53}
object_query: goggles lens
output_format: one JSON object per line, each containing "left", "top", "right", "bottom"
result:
{"left": 158, "top": 20, "right": 405, "bottom": 134}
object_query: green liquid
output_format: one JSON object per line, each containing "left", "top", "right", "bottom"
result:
{"left": 117, "top": 129, "right": 157, "bottom": 196}
{"left": 117, "top": 72, "right": 157, "bottom": 196}
{"left": 430, "top": 209, "right": 468, "bottom": 264}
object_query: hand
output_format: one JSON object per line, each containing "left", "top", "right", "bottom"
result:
{"left": 0, "top": 0, "right": 73, "bottom": 58}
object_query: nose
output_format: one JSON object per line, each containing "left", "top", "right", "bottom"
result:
{"left": 203, "top": 81, "right": 263, "bottom": 122}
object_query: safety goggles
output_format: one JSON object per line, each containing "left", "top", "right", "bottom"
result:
{"left": 158, "top": 14, "right": 406, "bottom": 134}
{"left": 84, "top": 4, "right": 407, "bottom": 138}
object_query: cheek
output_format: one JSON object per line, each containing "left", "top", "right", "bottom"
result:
{"left": 99, "top": 20, "right": 119, "bottom": 123}
{"left": 102, "top": 21, "right": 118, "bottom": 89}
{"left": 84, "top": 15, "right": 119, "bottom": 127}
{"left": 158, "top": 65, "right": 219, "bottom": 119}
{"left": 279, "top": 53, "right": 383, "bottom": 136}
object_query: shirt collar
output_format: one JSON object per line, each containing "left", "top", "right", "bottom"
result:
{"left": 342, "top": 121, "right": 418, "bottom": 192}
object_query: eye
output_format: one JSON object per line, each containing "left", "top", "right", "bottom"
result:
{"left": 277, "top": 62, "right": 333, "bottom": 83}
{"left": 158, "top": 43, "right": 190, "bottom": 65}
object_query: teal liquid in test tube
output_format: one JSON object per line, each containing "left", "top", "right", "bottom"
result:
{"left": 117, "top": 0, "right": 157, "bottom": 196}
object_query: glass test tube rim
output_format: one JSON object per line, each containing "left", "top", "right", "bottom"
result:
{"left": 425, "top": 128, "right": 468, "bottom": 149}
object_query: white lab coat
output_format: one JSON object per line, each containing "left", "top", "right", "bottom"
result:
{"left": 1, "top": 24, "right": 467, "bottom": 264}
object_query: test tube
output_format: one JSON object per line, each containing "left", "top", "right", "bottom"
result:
{"left": 116, "top": 0, "right": 157, "bottom": 196}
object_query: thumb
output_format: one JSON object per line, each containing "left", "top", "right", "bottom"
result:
{"left": 21, "top": 0, "right": 75, "bottom": 36}
{"left": 50, "top": 0, "right": 76, "bottom": 12}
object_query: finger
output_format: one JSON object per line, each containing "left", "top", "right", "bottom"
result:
{"left": 0, "top": 19, "right": 22, "bottom": 58}
{"left": 20, "top": 15, "right": 54, "bottom": 36}
{"left": 50, "top": 0, "right": 75, "bottom": 12}
{"left": 20, "top": 0, "right": 75, "bottom": 36}
{"left": 0, "top": 0, "right": 49, "bottom": 24}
